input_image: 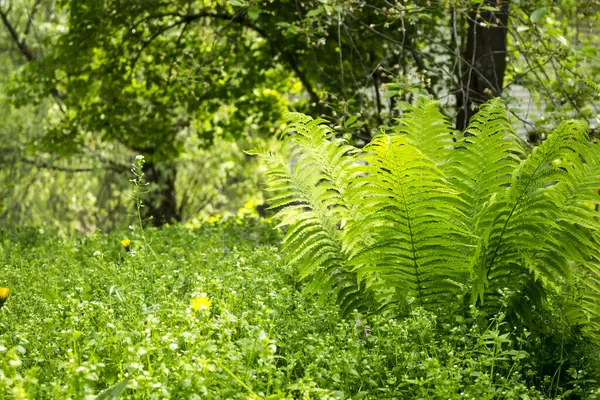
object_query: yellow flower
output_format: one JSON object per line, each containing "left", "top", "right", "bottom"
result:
{"left": 0, "top": 287, "right": 9, "bottom": 308}
{"left": 208, "top": 215, "right": 221, "bottom": 224}
{"left": 238, "top": 200, "right": 259, "bottom": 216}
{"left": 121, "top": 239, "right": 131, "bottom": 250}
{"left": 191, "top": 295, "right": 212, "bottom": 311}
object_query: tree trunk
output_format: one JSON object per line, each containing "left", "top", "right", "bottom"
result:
{"left": 456, "top": 1, "right": 510, "bottom": 131}
{"left": 142, "top": 160, "right": 179, "bottom": 226}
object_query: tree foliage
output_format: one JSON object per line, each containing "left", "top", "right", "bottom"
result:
{"left": 0, "top": 0, "right": 598, "bottom": 228}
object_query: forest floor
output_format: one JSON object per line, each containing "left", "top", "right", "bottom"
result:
{"left": 0, "top": 220, "right": 582, "bottom": 399}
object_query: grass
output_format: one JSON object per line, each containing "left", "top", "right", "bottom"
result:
{"left": 0, "top": 219, "right": 599, "bottom": 399}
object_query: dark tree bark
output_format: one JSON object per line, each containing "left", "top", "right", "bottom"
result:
{"left": 142, "top": 160, "right": 179, "bottom": 226}
{"left": 456, "top": 1, "right": 510, "bottom": 131}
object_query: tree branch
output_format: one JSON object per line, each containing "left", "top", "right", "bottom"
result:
{"left": 0, "top": 4, "right": 66, "bottom": 111}
{"left": 24, "top": 0, "right": 42, "bottom": 37}
{"left": 0, "top": 6, "right": 36, "bottom": 61}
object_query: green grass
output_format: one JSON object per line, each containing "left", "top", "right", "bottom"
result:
{"left": 0, "top": 220, "right": 599, "bottom": 399}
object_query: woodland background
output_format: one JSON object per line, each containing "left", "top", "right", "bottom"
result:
{"left": 0, "top": 0, "right": 599, "bottom": 232}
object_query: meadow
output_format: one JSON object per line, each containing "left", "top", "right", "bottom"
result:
{"left": 1, "top": 218, "right": 599, "bottom": 399}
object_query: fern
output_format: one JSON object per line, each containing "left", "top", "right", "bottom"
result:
{"left": 580, "top": 78, "right": 600, "bottom": 96}
{"left": 348, "top": 133, "right": 471, "bottom": 308}
{"left": 258, "top": 100, "right": 600, "bottom": 339}
{"left": 583, "top": 257, "right": 600, "bottom": 341}
{"left": 446, "top": 99, "right": 525, "bottom": 223}
{"left": 390, "top": 99, "right": 456, "bottom": 166}
{"left": 258, "top": 113, "right": 367, "bottom": 312}
{"left": 470, "top": 120, "right": 592, "bottom": 305}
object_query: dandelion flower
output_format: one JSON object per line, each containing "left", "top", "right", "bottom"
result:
{"left": 243, "top": 200, "right": 256, "bottom": 210}
{"left": 0, "top": 287, "right": 9, "bottom": 309}
{"left": 191, "top": 295, "right": 212, "bottom": 311}
{"left": 121, "top": 239, "right": 131, "bottom": 251}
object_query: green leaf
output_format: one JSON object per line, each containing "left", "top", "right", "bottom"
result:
{"left": 306, "top": 8, "right": 323, "bottom": 17}
{"left": 286, "top": 24, "right": 299, "bottom": 35}
{"left": 530, "top": 7, "right": 547, "bottom": 24}
{"left": 227, "top": 0, "right": 248, "bottom": 6}
{"left": 40, "top": 287, "right": 60, "bottom": 302}
{"left": 582, "top": 46, "right": 598, "bottom": 57}
{"left": 94, "top": 381, "right": 129, "bottom": 400}
{"left": 554, "top": 35, "right": 568, "bottom": 46}
{"left": 247, "top": 8, "right": 260, "bottom": 21}
{"left": 381, "top": 90, "right": 399, "bottom": 98}
{"left": 345, "top": 116, "right": 359, "bottom": 127}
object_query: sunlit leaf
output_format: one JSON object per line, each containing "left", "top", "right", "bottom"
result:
{"left": 228, "top": 0, "right": 248, "bottom": 6}
{"left": 306, "top": 8, "right": 323, "bottom": 17}
{"left": 94, "top": 381, "right": 129, "bottom": 400}
{"left": 530, "top": 7, "right": 547, "bottom": 24}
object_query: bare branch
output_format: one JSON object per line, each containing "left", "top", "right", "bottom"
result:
{"left": 24, "top": 0, "right": 42, "bottom": 37}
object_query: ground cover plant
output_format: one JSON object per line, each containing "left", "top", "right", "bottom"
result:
{"left": 1, "top": 217, "right": 600, "bottom": 399}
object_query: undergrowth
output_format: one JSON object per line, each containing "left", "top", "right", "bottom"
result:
{"left": 0, "top": 220, "right": 599, "bottom": 398}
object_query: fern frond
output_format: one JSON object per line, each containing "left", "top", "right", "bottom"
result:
{"left": 390, "top": 99, "right": 456, "bottom": 166}
{"left": 579, "top": 78, "right": 600, "bottom": 96}
{"left": 578, "top": 255, "right": 600, "bottom": 342}
{"left": 348, "top": 133, "right": 471, "bottom": 307}
{"left": 447, "top": 98, "right": 525, "bottom": 223}
{"left": 472, "top": 119, "right": 593, "bottom": 304}
{"left": 260, "top": 113, "right": 369, "bottom": 312}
